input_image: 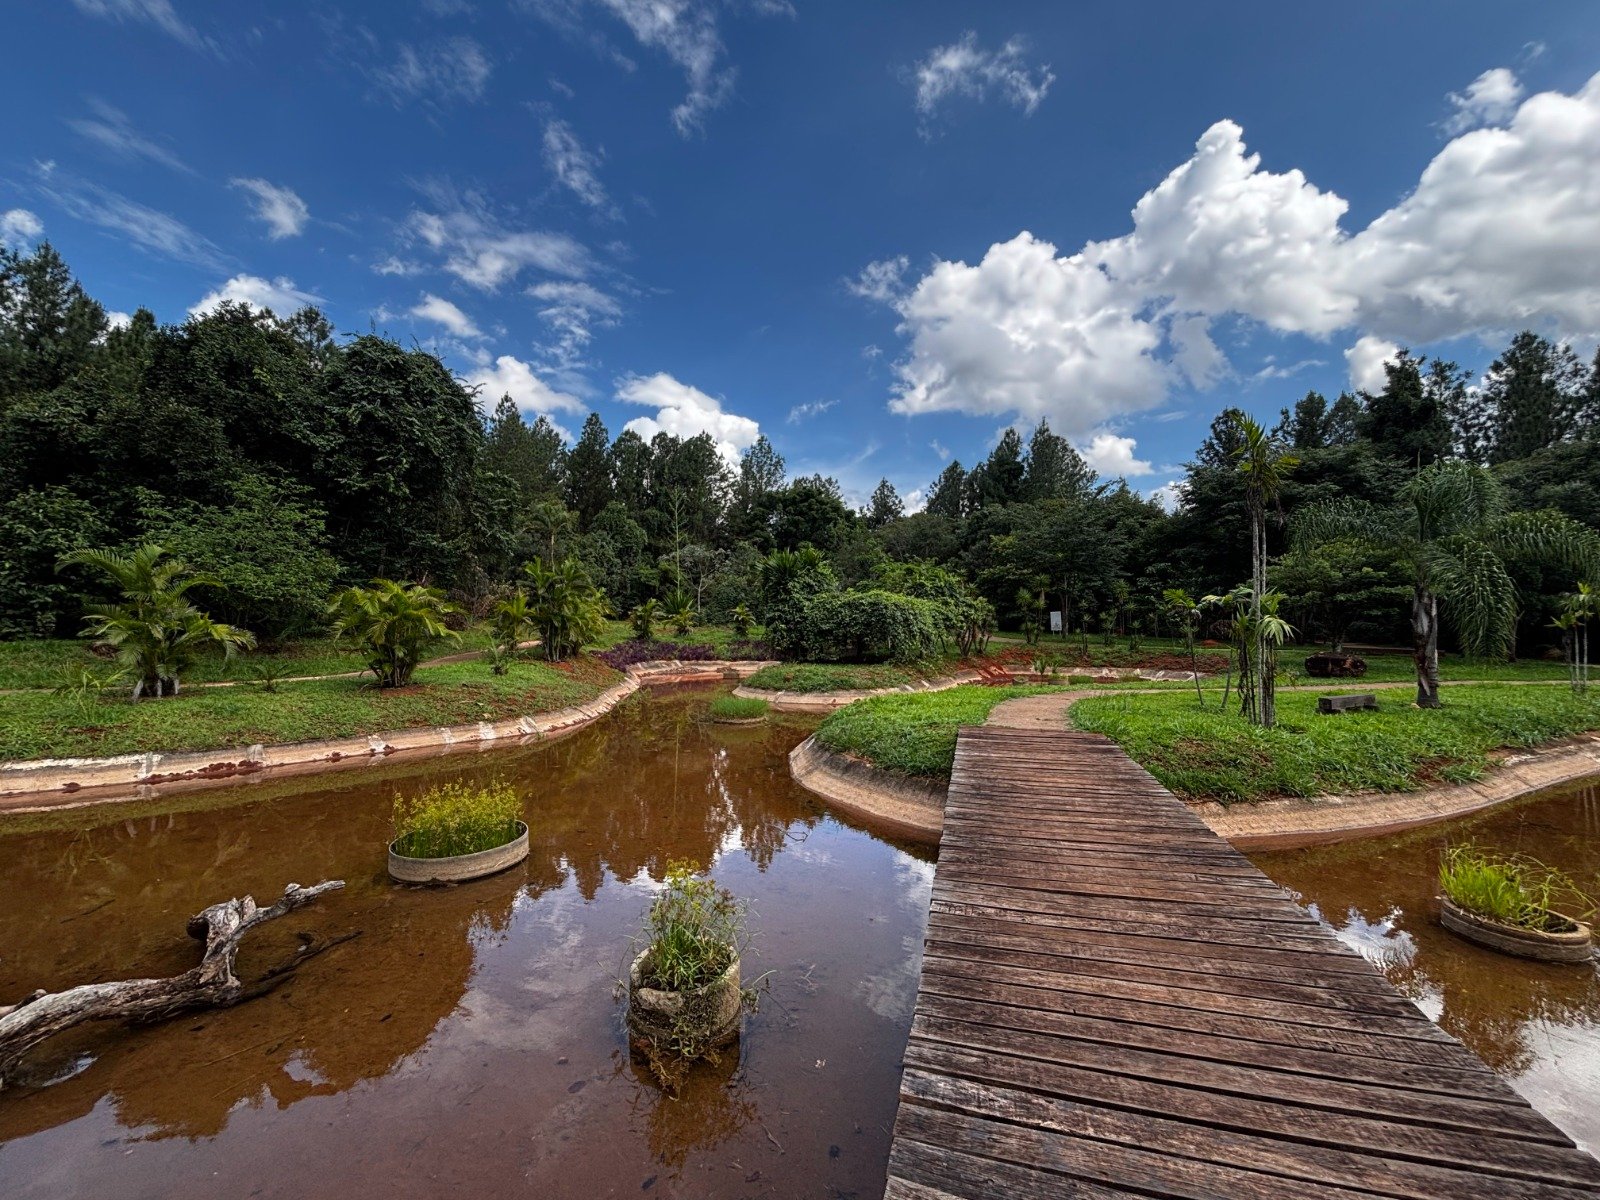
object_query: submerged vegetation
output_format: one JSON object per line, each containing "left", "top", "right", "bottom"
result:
{"left": 1438, "top": 844, "right": 1594, "bottom": 932}
{"left": 392, "top": 778, "right": 523, "bottom": 860}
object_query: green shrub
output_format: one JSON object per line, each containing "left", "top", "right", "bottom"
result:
{"left": 328, "top": 578, "right": 457, "bottom": 688}
{"left": 795, "top": 589, "right": 943, "bottom": 664}
{"left": 638, "top": 861, "right": 747, "bottom": 992}
{"left": 630, "top": 598, "right": 659, "bottom": 640}
{"left": 709, "top": 694, "right": 767, "bottom": 720}
{"left": 1439, "top": 844, "right": 1593, "bottom": 930}
{"left": 392, "top": 778, "right": 523, "bottom": 859}
{"left": 729, "top": 603, "right": 754, "bottom": 638}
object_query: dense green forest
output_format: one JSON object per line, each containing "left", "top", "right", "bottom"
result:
{"left": 3, "top": 241, "right": 1598, "bottom": 655}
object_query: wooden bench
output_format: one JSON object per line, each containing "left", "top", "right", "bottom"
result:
{"left": 1318, "top": 692, "right": 1377, "bottom": 714}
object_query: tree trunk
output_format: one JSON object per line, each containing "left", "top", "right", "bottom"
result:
{"left": 1412, "top": 588, "right": 1442, "bottom": 708}
{"left": 0, "top": 881, "right": 344, "bottom": 1085}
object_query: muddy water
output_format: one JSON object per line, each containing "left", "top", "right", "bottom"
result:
{"left": 0, "top": 689, "right": 935, "bottom": 1199}
{"left": 1252, "top": 778, "right": 1600, "bottom": 1154}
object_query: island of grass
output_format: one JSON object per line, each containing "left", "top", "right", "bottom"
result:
{"left": 0, "top": 656, "right": 622, "bottom": 762}
{"left": 812, "top": 685, "right": 1055, "bottom": 778}
{"left": 708, "top": 695, "right": 768, "bottom": 723}
{"left": 1070, "top": 685, "right": 1600, "bottom": 803}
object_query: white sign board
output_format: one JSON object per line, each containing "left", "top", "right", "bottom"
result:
{"left": 1049, "top": 611, "right": 1063, "bottom": 633}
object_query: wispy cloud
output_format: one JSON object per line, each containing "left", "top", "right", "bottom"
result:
{"left": 38, "top": 171, "right": 226, "bottom": 269}
{"left": 373, "top": 37, "right": 492, "bottom": 107}
{"left": 398, "top": 184, "right": 590, "bottom": 290}
{"left": 231, "top": 177, "right": 310, "bottom": 239}
{"left": 787, "top": 398, "right": 838, "bottom": 424}
{"left": 911, "top": 32, "right": 1053, "bottom": 134}
{"left": 542, "top": 118, "right": 617, "bottom": 216}
{"left": 70, "top": 0, "right": 217, "bottom": 56}
{"left": 66, "top": 99, "right": 192, "bottom": 173}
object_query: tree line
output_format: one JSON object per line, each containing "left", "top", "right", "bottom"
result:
{"left": 3, "top": 240, "right": 1598, "bottom": 664}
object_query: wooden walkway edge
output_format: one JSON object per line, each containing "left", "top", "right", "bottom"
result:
{"left": 885, "top": 726, "right": 1600, "bottom": 1200}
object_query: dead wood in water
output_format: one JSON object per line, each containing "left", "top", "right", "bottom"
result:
{"left": 0, "top": 880, "right": 344, "bottom": 1085}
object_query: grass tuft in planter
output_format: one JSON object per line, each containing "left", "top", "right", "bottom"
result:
{"left": 392, "top": 779, "right": 522, "bottom": 860}
{"left": 627, "top": 861, "right": 764, "bottom": 1086}
{"left": 1438, "top": 844, "right": 1592, "bottom": 933}
{"left": 708, "top": 695, "right": 768, "bottom": 723}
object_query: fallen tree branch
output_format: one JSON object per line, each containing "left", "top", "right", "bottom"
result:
{"left": 0, "top": 880, "right": 344, "bottom": 1086}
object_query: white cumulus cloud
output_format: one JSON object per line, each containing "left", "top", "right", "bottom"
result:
{"left": 1344, "top": 335, "right": 1399, "bottom": 393}
{"left": 0, "top": 209, "right": 43, "bottom": 246}
{"left": 466, "top": 354, "right": 584, "bottom": 428}
{"left": 1443, "top": 67, "right": 1523, "bottom": 135}
{"left": 617, "top": 372, "right": 760, "bottom": 465}
{"left": 868, "top": 71, "right": 1600, "bottom": 431}
{"left": 409, "top": 292, "right": 482, "bottom": 338}
{"left": 190, "top": 275, "right": 320, "bottom": 317}
{"left": 1078, "top": 433, "right": 1153, "bottom": 479}
{"left": 231, "top": 178, "right": 309, "bottom": 239}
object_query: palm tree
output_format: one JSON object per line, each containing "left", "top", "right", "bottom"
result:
{"left": 524, "top": 555, "right": 606, "bottom": 662}
{"left": 1231, "top": 415, "right": 1299, "bottom": 726}
{"left": 328, "top": 579, "right": 457, "bottom": 687}
{"left": 1295, "top": 461, "right": 1600, "bottom": 708}
{"left": 488, "top": 589, "right": 536, "bottom": 674}
{"left": 1554, "top": 582, "right": 1594, "bottom": 693}
{"left": 524, "top": 501, "right": 577, "bottom": 568}
{"left": 57, "top": 544, "right": 255, "bottom": 699}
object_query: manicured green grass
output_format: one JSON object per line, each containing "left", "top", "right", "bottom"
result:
{"left": 0, "top": 628, "right": 497, "bottom": 690}
{"left": 708, "top": 695, "right": 768, "bottom": 720}
{"left": 1071, "top": 684, "right": 1600, "bottom": 804}
{"left": 744, "top": 662, "right": 933, "bottom": 692}
{"left": 814, "top": 685, "right": 1054, "bottom": 779}
{"left": 1289, "top": 652, "right": 1572, "bottom": 685}
{"left": 0, "top": 655, "right": 621, "bottom": 761}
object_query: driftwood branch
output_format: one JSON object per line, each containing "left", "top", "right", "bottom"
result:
{"left": 0, "top": 880, "right": 344, "bottom": 1085}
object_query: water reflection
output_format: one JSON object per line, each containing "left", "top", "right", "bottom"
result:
{"left": 1254, "top": 779, "right": 1600, "bottom": 1154}
{"left": 0, "top": 688, "right": 934, "bottom": 1200}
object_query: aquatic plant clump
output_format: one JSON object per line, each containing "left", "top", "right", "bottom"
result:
{"left": 392, "top": 779, "right": 523, "bottom": 860}
{"left": 1438, "top": 844, "right": 1593, "bottom": 933}
{"left": 708, "top": 695, "right": 768, "bottom": 721}
{"left": 638, "top": 862, "right": 746, "bottom": 993}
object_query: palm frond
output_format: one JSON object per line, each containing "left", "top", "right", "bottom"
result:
{"left": 1488, "top": 509, "right": 1600, "bottom": 581}
{"left": 1430, "top": 540, "right": 1518, "bottom": 658}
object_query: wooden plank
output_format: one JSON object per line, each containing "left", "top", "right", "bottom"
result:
{"left": 885, "top": 725, "right": 1600, "bottom": 1199}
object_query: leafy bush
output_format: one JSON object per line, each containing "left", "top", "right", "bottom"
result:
{"left": 792, "top": 589, "right": 944, "bottom": 664}
{"left": 638, "top": 861, "right": 746, "bottom": 992}
{"left": 709, "top": 695, "right": 767, "bottom": 720}
{"left": 0, "top": 486, "right": 108, "bottom": 638}
{"left": 630, "top": 598, "right": 658, "bottom": 640}
{"left": 668, "top": 600, "right": 695, "bottom": 637}
{"left": 729, "top": 603, "right": 754, "bottom": 638}
{"left": 57, "top": 544, "right": 256, "bottom": 698}
{"left": 1439, "top": 844, "right": 1592, "bottom": 930}
{"left": 392, "top": 778, "right": 523, "bottom": 859}
{"left": 328, "top": 578, "right": 457, "bottom": 688}
{"left": 488, "top": 589, "right": 535, "bottom": 674}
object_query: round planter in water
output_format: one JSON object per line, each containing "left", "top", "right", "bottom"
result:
{"left": 388, "top": 821, "right": 529, "bottom": 884}
{"left": 1438, "top": 897, "right": 1594, "bottom": 963}
{"left": 710, "top": 714, "right": 766, "bottom": 726}
{"left": 626, "top": 946, "right": 742, "bottom": 1056}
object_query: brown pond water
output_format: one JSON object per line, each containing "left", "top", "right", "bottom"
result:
{"left": 0, "top": 688, "right": 935, "bottom": 1200}
{"left": 1252, "top": 778, "right": 1600, "bottom": 1155}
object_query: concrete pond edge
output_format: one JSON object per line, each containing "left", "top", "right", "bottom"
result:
{"left": 0, "top": 659, "right": 777, "bottom": 814}
{"left": 787, "top": 727, "right": 1600, "bottom": 852}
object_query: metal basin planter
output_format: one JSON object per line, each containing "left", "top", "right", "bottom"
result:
{"left": 388, "top": 821, "right": 529, "bottom": 884}
{"left": 710, "top": 714, "right": 766, "bottom": 726}
{"left": 1439, "top": 896, "right": 1594, "bottom": 963}
{"left": 626, "top": 946, "right": 742, "bottom": 1058}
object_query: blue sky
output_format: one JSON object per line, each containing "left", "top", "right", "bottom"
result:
{"left": 6, "top": 2, "right": 1600, "bottom": 510}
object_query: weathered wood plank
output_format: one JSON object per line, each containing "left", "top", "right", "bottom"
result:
{"left": 886, "top": 726, "right": 1600, "bottom": 1198}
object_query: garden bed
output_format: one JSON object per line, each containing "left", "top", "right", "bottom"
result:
{"left": 1070, "top": 685, "right": 1600, "bottom": 803}
{"left": 0, "top": 656, "right": 622, "bottom": 761}
{"left": 811, "top": 685, "right": 1054, "bottom": 779}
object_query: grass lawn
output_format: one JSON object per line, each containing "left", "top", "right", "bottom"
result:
{"left": 0, "top": 628, "right": 497, "bottom": 690}
{"left": 1071, "top": 684, "right": 1600, "bottom": 804}
{"left": 0, "top": 654, "right": 621, "bottom": 761}
{"left": 813, "top": 685, "right": 1054, "bottom": 779}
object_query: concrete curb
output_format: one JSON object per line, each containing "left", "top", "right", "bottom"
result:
{"left": 0, "top": 659, "right": 774, "bottom": 812}
{"left": 736, "top": 670, "right": 987, "bottom": 712}
{"left": 788, "top": 735, "right": 945, "bottom": 845}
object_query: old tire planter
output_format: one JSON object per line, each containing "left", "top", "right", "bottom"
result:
{"left": 388, "top": 821, "right": 530, "bottom": 884}
{"left": 1439, "top": 897, "right": 1594, "bottom": 963}
{"left": 626, "top": 947, "right": 742, "bottom": 1056}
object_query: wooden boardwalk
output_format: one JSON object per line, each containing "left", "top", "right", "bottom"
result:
{"left": 885, "top": 726, "right": 1600, "bottom": 1200}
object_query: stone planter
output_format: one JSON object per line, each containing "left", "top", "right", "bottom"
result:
{"left": 388, "top": 821, "right": 529, "bottom": 884}
{"left": 626, "top": 946, "right": 742, "bottom": 1056}
{"left": 1438, "top": 896, "right": 1593, "bottom": 963}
